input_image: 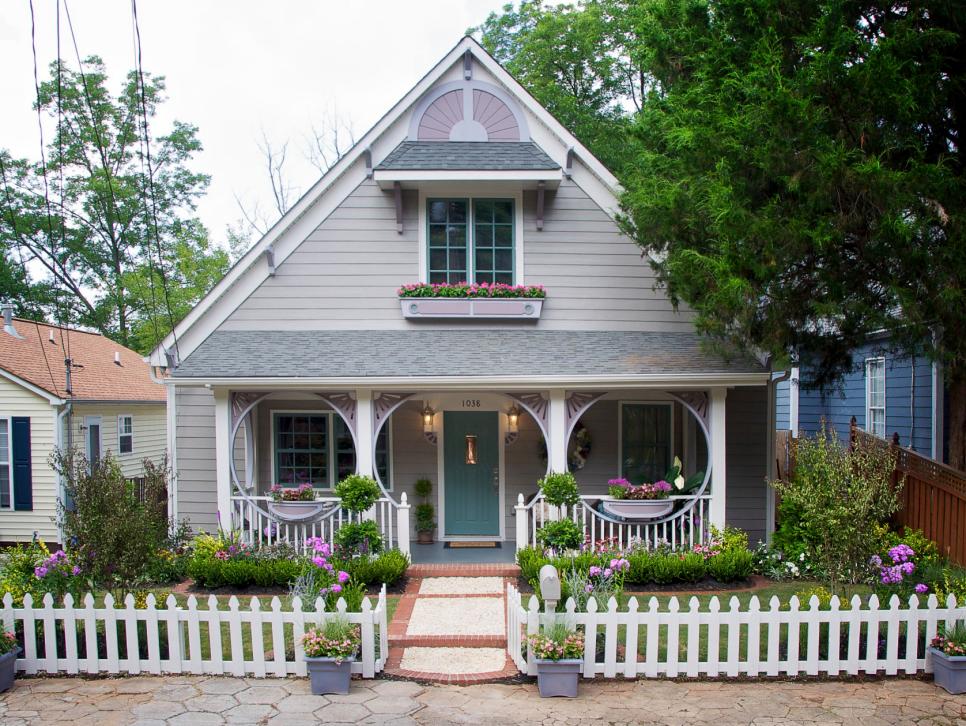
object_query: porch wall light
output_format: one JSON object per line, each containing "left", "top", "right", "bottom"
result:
{"left": 506, "top": 404, "right": 521, "bottom": 434}
{"left": 421, "top": 405, "right": 435, "bottom": 434}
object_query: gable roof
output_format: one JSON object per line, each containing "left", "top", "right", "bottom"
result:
{"left": 0, "top": 319, "right": 166, "bottom": 403}
{"left": 148, "top": 36, "right": 624, "bottom": 368}
{"left": 376, "top": 141, "right": 559, "bottom": 170}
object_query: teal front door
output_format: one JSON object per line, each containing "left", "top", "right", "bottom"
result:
{"left": 444, "top": 411, "right": 500, "bottom": 536}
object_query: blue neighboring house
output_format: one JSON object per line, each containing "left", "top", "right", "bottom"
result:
{"left": 775, "top": 336, "right": 950, "bottom": 464}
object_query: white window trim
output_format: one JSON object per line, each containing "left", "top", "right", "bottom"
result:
{"left": 117, "top": 414, "right": 134, "bottom": 456}
{"left": 617, "top": 401, "right": 675, "bottom": 483}
{"left": 865, "top": 357, "right": 886, "bottom": 437}
{"left": 417, "top": 188, "right": 525, "bottom": 285}
{"left": 270, "top": 409, "right": 335, "bottom": 490}
{"left": 0, "top": 415, "right": 12, "bottom": 510}
{"left": 269, "top": 409, "right": 394, "bottom": 491}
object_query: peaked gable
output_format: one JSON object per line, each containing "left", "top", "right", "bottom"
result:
{"left": 149, "top": 36, "right": 628, "bottom": 368}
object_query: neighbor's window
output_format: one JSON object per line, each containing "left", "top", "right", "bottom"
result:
{"left": 117, "top": 415, "right": 134, "bottom": 455}
{"left": 620, "top": 403, "right": 672, "bottom": 485}
{"left": 274, "top": 413, "right": 329, "bottom": 487}
{"left": 865, "top": 358, "right": 886, "bottom": 437}
{"left": 0, "top": 418, "right": 10, "bottom": 509}
{"left": 427, "top": 198, "right": 514, "bottom": 284}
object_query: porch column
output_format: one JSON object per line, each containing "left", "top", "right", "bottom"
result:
{"left": 709, "top": 387, "right": 728, "bottom": 529}
{"left": 354, "top": 389, "right": 374, "bottom": 476}
{"left": 213, "top": 388, "right": 233, "bottom": 531}
{"left": 547, "top": 389, "right": 568, "bottom": 473}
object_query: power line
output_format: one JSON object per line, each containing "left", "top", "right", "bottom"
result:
{"left": 130, "top": 0, "right": 181, "bottom": 362}
{"left": 54, "top": 0, "right": 71, "bottom": 365}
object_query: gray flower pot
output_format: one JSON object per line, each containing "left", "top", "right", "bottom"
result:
{"left": 535, "top": 658, "right": 581, "bottom": 698}
{"left": 930, "top": 647, "right": 966, "bottom": 695}
{"left": 304, "top": 655, "right": 354, "bottom": 695}
{"left": 0, "top": 648, "right": 20, "bottom": 693}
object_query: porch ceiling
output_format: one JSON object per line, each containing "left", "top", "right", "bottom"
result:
{"left": 171, "top": 330, "right": 766, "bottom": 381}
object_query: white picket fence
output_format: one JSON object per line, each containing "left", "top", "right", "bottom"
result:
{"left": 1, "top": 586, "right": 388, "bottom": 678}
{"left": 507, "top": 584, "right": 965, "bottom": 678}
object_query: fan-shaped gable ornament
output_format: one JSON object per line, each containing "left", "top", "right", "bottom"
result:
{"left": 410, "top": 80, "right": 529, "bottom": 142}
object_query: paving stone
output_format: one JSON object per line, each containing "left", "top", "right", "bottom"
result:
{"left": 132, "top": 699, "right": 187, "bottom": 720}
{"left": 275, "top": 693, "right": 330, "bottom": 712}
{"left": 185, "top": 693, "right": 239, "bottom": 712}
{"left": 198, "top": 678, "right": 250, "bottom": 695}
{"left": 169, "top": 712, "right": 226, "bottom": 725}
{"left": 224, "top": 702, "right": 277, "bottom": 723}
{"left": 235, "top": 684, "right": 290, "bottom": 704}
{"left": 371, "top": 680, "right": 425, "bottom": 698}
{"left": 314, "top": 701, "right": 372, "bottom": 721}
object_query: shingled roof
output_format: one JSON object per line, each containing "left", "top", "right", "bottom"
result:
{"left": 172, "top": 330, "right": 765, "bottom": 380}
{"left": 0, "top": 319, "right": 166, "bottom": 402}
{"left": 376, "top": 141, "right": 560, "bottom": 170}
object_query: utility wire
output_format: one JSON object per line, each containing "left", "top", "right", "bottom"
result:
{"left": 54, "top": 0, "right": 72, "bottom": 368}
{"left": 130, "top": 0, "right": 180, "bottom": 361}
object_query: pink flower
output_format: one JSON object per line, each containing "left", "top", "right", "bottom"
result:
{"left": 915, "top": 583, "right": 929, "bottom": 594}
{"left": 337, "top": 571, "right": 350, "bottom": 583}
{"left": 331, "top": 584, "right": 342, "bottom": 593}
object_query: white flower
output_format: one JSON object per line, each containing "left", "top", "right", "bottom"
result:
{"left": 799, "top": 553, "right": 806, "bottom": 562}
{"left": 674, "top": 475, "right": 685, "bottom": 490}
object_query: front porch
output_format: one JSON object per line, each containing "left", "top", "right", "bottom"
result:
{"left": 210, "top": 383, "right": 754, "bottom": 558}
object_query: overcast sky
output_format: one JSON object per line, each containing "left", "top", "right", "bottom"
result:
{"left": 0, "top": 0, "right": 515, "bottom": 249}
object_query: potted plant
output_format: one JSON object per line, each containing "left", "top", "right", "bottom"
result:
{"left": 268, "top": 483, "right": 326, "bottom": 522}
{"left": 301, "top": 617, "right": 360, "bottom": 695}
{"left": 601, "top": 478, "right": 674, "bottom": 519}
{"left": 527, "top": 621, "right": 584, "bottom": 698}
{"left": 0, "top": 630, "right": 19, "bottom": 693}
{"left": 334, "top": 475, "right": 383, "bottom": 557}
{"left": 414, "top": 478, "right": 435, "bottom": 544}
{"left": 930, "top": 623, "right": 966, "bottom": 694}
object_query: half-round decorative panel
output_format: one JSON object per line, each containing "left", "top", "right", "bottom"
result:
{"left": 473, "top": 90, "right": 520, "bottom": 141}
{"left": 417, "top": 90, "right": 464, "bottom": 140}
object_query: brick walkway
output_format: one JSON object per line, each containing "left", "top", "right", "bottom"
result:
{"left": 384, "top": 563, "right": 519, "bottom": 683}
{"left": 1, "top": 674, "right": 963, "bottom": 724}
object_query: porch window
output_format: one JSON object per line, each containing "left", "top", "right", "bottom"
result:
{"left": 0, "top": 418, "right": 10, "bottom": 509}
{"left": 273, "top": 413, "right": 329, "bottom": 487}
{"left": 620, "top": 403, "right": 672, "bottom": 485}
{"left": 427, "top": 198, "right": 514, "bottom": 284}
{"left": 335, "top": 418, "right": 391, "bottom": 489}
{"left": 865, "top": 357, "right": 886, "bottom": 437}
{"left": 117, "top": 415, "right": 133, "bottom": 455}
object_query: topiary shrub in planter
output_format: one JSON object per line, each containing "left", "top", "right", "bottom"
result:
{"left": 539, "top": 471, "right": 580, "bottom": 508}
{"left": 335, "top": 474, "right": 381, "bottom": 513}
{"left": 413, "top": 478, "right": 435, "bottom": 544}
{"left": 335, "top": 521, "right": 383, "bottom": 558}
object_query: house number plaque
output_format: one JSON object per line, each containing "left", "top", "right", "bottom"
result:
{"left": 462, "top": 399, "right": 481, "bottom": 408}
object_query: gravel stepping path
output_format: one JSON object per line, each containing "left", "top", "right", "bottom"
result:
{"left": 405, "top": 597, "right": 505, "bottom": 636}
{"left": 400, "top": 647, "right": 508, "bottom": 674}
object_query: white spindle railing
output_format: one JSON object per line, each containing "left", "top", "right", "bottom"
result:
{"left": 507, "top": 584, "right": 965, "bottom": 679}
{"left": 515, "top": 493, "right": 711, "bottom": 552}
{"left": 231, "top": 495, "right": 408, "bottom": 554}
{"left": 3, "top": 587, "right": 388, "bottom": 678}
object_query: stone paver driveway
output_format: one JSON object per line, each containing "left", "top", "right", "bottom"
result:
{"left": 0, "top": 675, "right": 964, "bottom": 725}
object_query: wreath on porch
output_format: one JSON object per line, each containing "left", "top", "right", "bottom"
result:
{"left": 538, "top": 420, "right": 593, "bottom": 471}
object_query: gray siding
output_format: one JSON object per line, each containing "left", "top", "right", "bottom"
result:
{"left": 725, "top": 386, "right": 769, "bottom": 543}
{"left": 774, "top": 374, "right": 790, "bottom": 431}
{"left": 175, "top": 387, "right": 218, "bottom": 532}
{"left": 215, "top": 179, "right": 695, "bottom": 334}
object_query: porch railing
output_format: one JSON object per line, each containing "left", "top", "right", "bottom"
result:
{"left": 231, "top": 495, "right": 410, "bottom": 555}
{"left": 515, "top": 493, "right": 711, "bottom": 552}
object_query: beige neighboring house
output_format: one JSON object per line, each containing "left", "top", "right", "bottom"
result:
{"left": 0, "top": 307, "right": 167, "bottom": 544}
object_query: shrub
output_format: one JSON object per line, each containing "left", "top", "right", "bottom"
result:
{"left": 706, "top": 548, "right": 754, "bottom": 582}
{"left": 771, "top": 425, "right": 900, "bottom": 588}
{"left": 335, "top": 521, "right": 383, "bottom": 557}
{"left": 415, "top": 504, "right": 435, "bottom": 533}
{"left": 536, "top": 519, "right": 584, "bottom": 551}
{"left": 796, "top": 585, "right": 835, "bottom": 610}
{"left": 335, "top": 549, "right": 409, "bottom": 586}
{"left": 54, "top": 449, "right": 173, "bottom": 600}
{"left": 335, "top": 475, "right": 381, "bottom": 513}
{"left": 0, "top": 540, "right": 84, "bottom": 605}
{"left": 516, "top": 546, "right": 549, "bottom": 584}
{"left": 651, "top": 552, "right": 706, "bottom": 584}
{"left": 626, "top": 551, "right": 654, "bottom": 584}
{"left": 538, "top": 472, "right": 580, "bottom": 507}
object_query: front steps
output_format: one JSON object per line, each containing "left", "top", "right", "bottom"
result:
{"left": 384, "top": 564, "right": 521, "bottom": 683}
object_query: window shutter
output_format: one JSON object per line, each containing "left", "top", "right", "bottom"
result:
{"left": 12, "top": 416, "right": 32, "bottom": 511}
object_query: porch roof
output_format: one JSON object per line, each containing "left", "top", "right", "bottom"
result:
{"left": 375, "top": 141, "right": 559, "bottom": 170}
{"left": 171, "top": 330, "right": 767, "bottom": 381}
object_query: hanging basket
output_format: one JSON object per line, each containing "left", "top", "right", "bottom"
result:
{"left": 267, "top": 500, "right": 329, "bottom": 523}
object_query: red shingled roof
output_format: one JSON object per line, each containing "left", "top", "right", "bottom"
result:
{"left": 0, "top": 319, "right": 166, "bottom": 402}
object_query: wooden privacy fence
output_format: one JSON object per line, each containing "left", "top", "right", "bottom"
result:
{"left": 850, "top": 421, "right": 966, "bottom": 566}
{"left": 1, "top": 586, "right": 388, "bottom": 678}
{"left": 507, "top": 584, "right": 965, "bottom": 679}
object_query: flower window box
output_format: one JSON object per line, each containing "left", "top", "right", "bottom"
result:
{"left": 398, "top": 282, "right": 545, "bottom": 320}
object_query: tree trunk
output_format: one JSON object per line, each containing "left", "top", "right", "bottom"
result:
{"left": 949, "top": 376, "right": 965, "bottom": 472}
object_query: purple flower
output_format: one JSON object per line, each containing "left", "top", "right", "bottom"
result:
{"left": 869, "top": 555, "right": 882, "bottom": 567}
{"left": 901, "top": 561, "right": 915, "bottom": 575}
{"left": 603, "top": 568, "right": 613, "bottom": 578}
{"left": 331, "top": 584, "right": 342, "bottom": 594}
{"left": 312, "top": 556, "right": 326, "bottom": 568}
{"left": 337, "top": 570, "right": 350, "bottom": 584}
{"left": 589, "top": 566, "right": 601, "bottom": 576}
{"left": 71, "top": 566, "right": 81, "bottom": 576}
{"left": 915, "top": 583, "right": 929, "bottom": 594}
{"left": 34, "top": 566, "right": 48, "bottom": 578}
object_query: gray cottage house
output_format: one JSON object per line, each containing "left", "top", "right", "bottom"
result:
{"left": 149, "top": 38, "right": 776, "bottom": 558}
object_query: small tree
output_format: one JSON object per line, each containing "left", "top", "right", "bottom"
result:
{"left": 54, "top": 449, "right": 171, "bottom": 600}
{"left": 772, "top": 427, "right": 901, "bottom": 589}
